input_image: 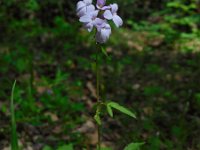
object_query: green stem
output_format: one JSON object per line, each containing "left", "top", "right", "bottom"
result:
{"left": 96, "top": 47, "right": 100, "bottom": 103}
{"left": 96, "top": 45, "right": 101, "bottom": 150}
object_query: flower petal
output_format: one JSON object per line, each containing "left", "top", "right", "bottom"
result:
{"left": 76, "top": 1, "right": 85, "bottom": 12}
{"left": 99, "top": 29, "right": 110, "bottom": 43}
{"left": 79, "top": 15, "right": 92, "bottom": 23}
{"left": 104, "top": 23, "right": 111, "bottom": 34}
{"left": 84, "top": 22, "right": 94, "bottom": 32}
{"left": 110, "top": 3, "right": 118, "bottom": 13}
{"left": 87, "top": 4, "right": 95, "bottom": 12}
{"left": 101, "top": 5, "right": 111, "bottom": 10}
{"left": 77, "top": 7, "right": 87, "bottom": 17}
{"left": 104, "top": 10, "right": 113, "bottom": 20}
{"left": 84, "top": 0, "right": 92, "bottom": 5}
{"left": 90, "top": 10, "right": 99, "bottom": 18}
{"left": 96, "top": 31, "right": 103, "bottom": 43}
{"left": 97, "top": 0, "right": 106, "bottom": 7}
{"left": 113, "top": 15, "right": 123, "bottom": 27}
{"left": 95, "top": 23, "right": 111, "bottom": 43}
{"left": 94, "top": 18, "right": 106, "bottom": 31}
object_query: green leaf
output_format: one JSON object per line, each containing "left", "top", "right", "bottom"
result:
{"left": 11, "top": 80, "right": 19, "bottom": 150}
{"left": 101, "top": 46, "right": 111, "bottom": 60}
{"left": 101, "top": 46, "right": 108, "bottom": 57}
{"left": 42, "top": 145, "right": 53, "bottom": 150}
{"left": 26, "top": 0, "right": 39, "bottom": 11}
{"left": 124, "top": 142, "right": 144, "bottom": 150}
{"left": 94, "top": 105, "right": 102, "bottom": 125}
{"left": 94, "top": 113, "right": 101, "bottom": 125}
{"left": 57, "top": 144, "right": 73, "bottom": 150}
{"left": 106, "top": 104, "right": 113, "bottom": 117}
{"left": 108, "top": 102, "right": 136, "bottom": 118}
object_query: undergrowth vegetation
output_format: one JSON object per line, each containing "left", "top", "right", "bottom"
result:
{"left": 0, "top": 0, "right": 200, "bottom": 149}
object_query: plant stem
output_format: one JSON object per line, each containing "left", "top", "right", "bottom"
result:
{"left": 96, "top": 45, "right": 101, "bottom": 150}
{"left": 96, "top": 48, "right": 100, "bottom": 103}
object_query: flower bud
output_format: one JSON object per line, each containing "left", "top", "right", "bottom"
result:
{"left": 97, "top": 0, "right": 106, "bottom": 8}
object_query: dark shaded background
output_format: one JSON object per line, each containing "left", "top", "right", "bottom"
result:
{"left": 0, "top": 0, "right": 200, "bottom": 149}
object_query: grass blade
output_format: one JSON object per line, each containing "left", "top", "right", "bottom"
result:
{"left": 11, "top": 80, "right": 19, "bottom": 150}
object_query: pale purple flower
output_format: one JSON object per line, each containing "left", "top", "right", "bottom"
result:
{"left": 95, "top": 21, "right": 111, "bottom": 43}
{"left": 76, "top": 0, "right": 123, "bottom": 43}
{"left": 103, "top": 3, "right": 123, "bottom": 27}
{"left": 96, "top": 0, "right": 110, "bottom": 10}
{"left": 76, "top": 0, "right": 95, "bottom": 17}
{"left": 79, "top": 10, "right": 99, "bottom": 32}
{"left": 97, "top": 0, "right": 106, "bottom": 8}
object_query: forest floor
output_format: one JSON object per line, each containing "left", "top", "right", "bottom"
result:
{"left": 0, "top": 28, "right": 200, "bottom": 150}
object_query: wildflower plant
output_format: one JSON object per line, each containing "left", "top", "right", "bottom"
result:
{"left": 77, "top": 0, "right": 123, "bottom": 43}
{"left": 76, "top": 0, "right": 143, "bottom": 149}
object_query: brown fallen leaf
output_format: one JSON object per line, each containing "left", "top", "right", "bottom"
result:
{"left": 86, "top": 81, "right": 97, "bottom": 98}
{"left": 148, "top": 35, "right": 165, "bottom": 47}
{"left": 36, "top": 86, "right": 52, "bottom": 95}
{"left": 143, "top": 107, "right": 153, "bottom": 116}
{"left": 76, "top": 120, "right": 98, "bottom": 145}
{"left": 127, "top": 41, "right": 143, "bottom": 52}
{"left": 44, "top": 112, "right": 59, "bottom": 122}
{"left": 76, "top": 120, "right": 96, "bottom": 133}
{"left": 52, "top": 125, "right": 62, "bottom": 134}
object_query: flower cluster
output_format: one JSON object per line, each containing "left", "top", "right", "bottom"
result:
{"left": 76, "top": 0, "right": 123, "bottom": 43}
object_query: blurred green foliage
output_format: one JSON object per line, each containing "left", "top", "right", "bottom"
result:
{"left": 0, "top": 0, "right": 200, "bottom": 149}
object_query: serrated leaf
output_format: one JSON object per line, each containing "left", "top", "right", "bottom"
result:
{"left": 108, "top": 102, "right": 136, "bottom": 118}
{"left": 124, "top": 142, "right": 144, "bottom": 150}
{"left": 106, "top": 104, "right": 113, "bottom": 117}
{"left": 94, "top": 113, "right": 101, "bottom": 125}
